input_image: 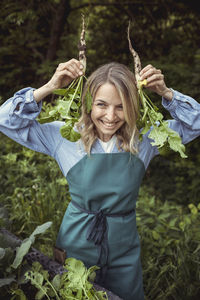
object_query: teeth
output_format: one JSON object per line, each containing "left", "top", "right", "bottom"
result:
{"left": 102, "top": 121, "right": 116, "bottom": 127}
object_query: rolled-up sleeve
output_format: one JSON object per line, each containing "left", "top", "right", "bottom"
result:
{"left": 162, "top": 89, "right": 200, "bottom": 144}
{"left": 0, "top": 87, "right": 63, "bottom": 157}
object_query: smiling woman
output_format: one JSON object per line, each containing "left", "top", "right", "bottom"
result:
{"left": 77, "top": 62, "right": 139, "bottom": 153}
{"left": 91, "top": 83, "right": 125, "bottom": 142}
{"left": 0, "top": 58, "right": 200, "bottom": 300}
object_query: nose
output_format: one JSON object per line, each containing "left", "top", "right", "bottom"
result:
{"left": 106, "top": 107, "right": 116, "bottom": 121}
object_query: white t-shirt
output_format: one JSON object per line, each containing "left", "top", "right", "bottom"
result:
{"left": 98, "top": 135, "right": 117, "bottom": 153}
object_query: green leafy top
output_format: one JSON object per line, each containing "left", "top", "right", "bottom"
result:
{"left": 25, "top": 257, "right": 108, "bottom": 300}
{"left": 38, "top": 15, "right": 91, "bottom": 143}
{"left": 127, "top": 22, "right": 187, "bottom": 158}
{"left": 138, "top": 81, "right": 187, "bottom": 158}
{"left": 38, "top": 75, "right": 92, "bottom": 142}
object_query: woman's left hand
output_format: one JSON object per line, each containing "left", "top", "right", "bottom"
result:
{"left": 140, "top": 64, "right": 173, "bottom": 101}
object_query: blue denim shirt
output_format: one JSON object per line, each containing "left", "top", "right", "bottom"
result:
{"left": 0, "top": 88, "right": 200, "bottom": 175}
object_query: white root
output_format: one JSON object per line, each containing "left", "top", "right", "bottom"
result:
{"left": 78, "top": 14, "right": 87, "bottom": 73}
{"left": 127, "top": 21, "right": 142, "bottom": 89}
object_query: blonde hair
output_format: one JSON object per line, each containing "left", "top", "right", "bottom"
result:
{"left": 76, "top": 62, "right": 139, "bottom": 154}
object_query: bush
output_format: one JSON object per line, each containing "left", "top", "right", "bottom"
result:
{"left": 137, "top": 188, "right": 200, "bottom": 300}
{"left": 0, "top": 133, "right": 70, "bottom": 256}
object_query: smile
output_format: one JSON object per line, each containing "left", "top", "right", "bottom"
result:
{"left": 100, "top": 120, "right": 118, "bottom": 128}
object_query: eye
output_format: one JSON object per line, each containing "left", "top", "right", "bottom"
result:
{"left": 117, "top": 105, "right": 123, "bottom": 110}
{"left": 96, "top": 102, "right": 106, "bottom": 107}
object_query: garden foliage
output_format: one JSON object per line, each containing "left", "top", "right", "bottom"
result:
{"left": 1, "top": 133, "right": 200, "bottom": 299}
{"left": 1, "top": 0, "right": 200, "bottom": 299}
{"left": 137, "top": 188, "right": 200, "bottom": 299}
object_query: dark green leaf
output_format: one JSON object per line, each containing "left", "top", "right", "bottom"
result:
{"left": 85, "top": 90, "right": 92, "bottom": 113}
{"left": 38, "top": 116, "right": 57, "bottom": 124}
{"left": 53, "top": 89, "right": 67, "bottom": 96}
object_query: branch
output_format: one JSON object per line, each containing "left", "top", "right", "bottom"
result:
{"left": 71, "top": 1, "right": 157, "bottom": 11}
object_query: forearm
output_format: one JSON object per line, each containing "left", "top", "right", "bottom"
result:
{"left": 33, "top": 83, "right": 55, "bottom": 103}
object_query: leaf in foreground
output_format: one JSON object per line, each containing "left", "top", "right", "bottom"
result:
{"left": 11, "top": 222, "right": 52, "bottom": 269}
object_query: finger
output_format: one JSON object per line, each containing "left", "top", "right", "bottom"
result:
{"left": 56, "top": 62, "right": 66, "bottom": 71}
{"left": 146, "top": 73, "right": 164, "bottom": 85}
{"left": 57, "top": 59, "right": 84, "bottom": 75}
{"left": 146, "top": 79, "right": 164, "bottom": 88}
{"left": 66, "top": 64, "right": 82, "bottom": 77}
{"left": 53, "top": 70, "right": 77, "bottom": 88}
{"left": 141, "top": 70, "right": 162, "bottom": 82}
{"left": 74, "top": 59, "right": 84, "bottom": 70}
{"left": 140, "top": 64, "right": 153, "bottom": 76}
{"left": 58, "top": 69, "right": 79, "bottom": 81}
{"left": 144, "top": 68, "right": 161, "bottom": 79}
{"left": 140, "top": 64, "right": 152, "bottom": 71}
{"left": 69, "top": 58, "right": 84, "bottom": 72}
{"left": 140, "top": 65, "right": 162, "bottom": 81}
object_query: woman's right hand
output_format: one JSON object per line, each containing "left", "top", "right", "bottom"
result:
{"left": 34, "top": 59, "right": 84, "bottom": 103}
{"left": 140, "top": 64, "right": 173, "bottom": 101}
{"left": 46, "top": 59, "right": 84, "bottom": 91}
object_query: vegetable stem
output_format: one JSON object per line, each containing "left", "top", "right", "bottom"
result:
{"left": 66, "top": 76, "right": 83, "bottom": 116}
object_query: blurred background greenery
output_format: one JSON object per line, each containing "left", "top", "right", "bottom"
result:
{"left": 0, "top": 0, "right": 200, "bottom": 299}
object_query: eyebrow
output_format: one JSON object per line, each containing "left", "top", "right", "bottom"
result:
{"left": 95, "top": 99, "right": 107, "bottom": 103}
{"left": 95, "top": 99, "right": 122, "bottom": 106}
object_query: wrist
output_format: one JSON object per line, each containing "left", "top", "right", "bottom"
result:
{"left": 45, "top": 80, "right": 58, "bottom": 93}
{"left": 162, "top": 88, "right": 173, "bottom": 101}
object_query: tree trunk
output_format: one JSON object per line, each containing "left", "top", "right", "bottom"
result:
{"left": 46, "top": 0, "right": 71, "bottom": 61}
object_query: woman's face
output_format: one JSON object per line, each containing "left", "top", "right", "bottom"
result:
{"left": 91, "top": 83, "right": 125, "bottom": 142}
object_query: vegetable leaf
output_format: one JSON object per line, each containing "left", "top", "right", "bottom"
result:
{"left": 149, "top": 124, "right": 168, "bottom": 148}
{"left": 85, "top": 89, "right": 92, "bottom": 113}
{"left": 25, "top": 258, "right": 107, "bottom": 300}
{"left": 138, "top": 84, "right": 187, "bottom": 158}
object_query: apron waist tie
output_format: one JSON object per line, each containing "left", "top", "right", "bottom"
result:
{"left": 71, "top": 200, "right": 134, "bottom": 284}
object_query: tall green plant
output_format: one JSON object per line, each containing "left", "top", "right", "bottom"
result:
{"left": 0, "top": 133, "right": 70, "bottom": 255}
{"left": 137, "top": 188, "right": 200, "bottom": 299}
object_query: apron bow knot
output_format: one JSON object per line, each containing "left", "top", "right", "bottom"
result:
{"left": 86, "top": 210, "right": 107, "bottom": 245}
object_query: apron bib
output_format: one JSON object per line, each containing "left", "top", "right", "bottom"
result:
{"left": 56, "top": 152, "right": 145, "bottom": 300}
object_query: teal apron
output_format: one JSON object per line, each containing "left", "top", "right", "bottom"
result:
{"left": 56, "top": 152, "right": 145, "bottom": 300}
